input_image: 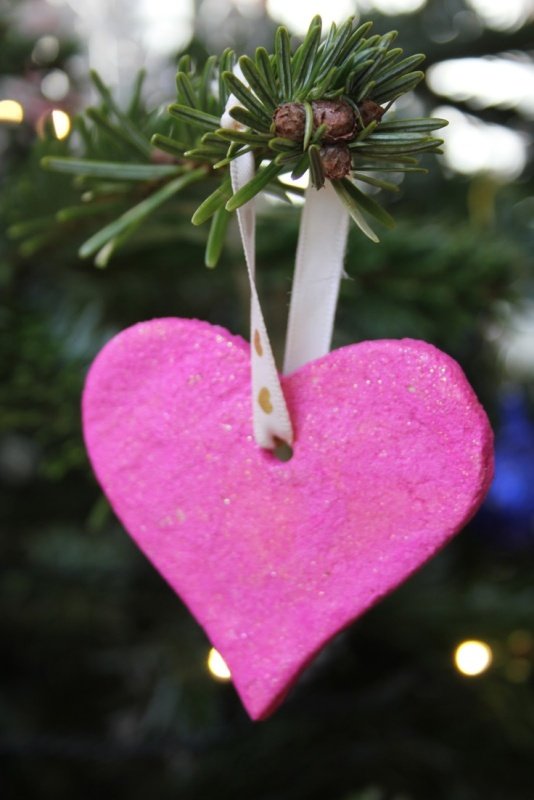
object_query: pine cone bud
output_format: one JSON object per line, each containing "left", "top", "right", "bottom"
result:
{"left": 311, "top": 100, "right": 356, "bottom": 143}
{"left": 358, "top": 98, "right": 385, "bottom": 127}
{"left": 320, "top": 144, "right": 351, "bottom": 180}
{"left": 272, "top": 103, "right": 306, "bottom": 141}
{"left": 273, "top": 100, "right": 356, "bottom": 143}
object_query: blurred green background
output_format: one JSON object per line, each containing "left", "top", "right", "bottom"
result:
{"left": 1, "top": 1, "right": 534, "bottom": 798}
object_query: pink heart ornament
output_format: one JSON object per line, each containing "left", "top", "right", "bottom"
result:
{"left": 83, "top": 318, "right": 493, "bottom": 720}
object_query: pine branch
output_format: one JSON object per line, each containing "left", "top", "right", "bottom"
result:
{"left": 33, "top": 73, "right": 223, "bottom": 268}
{"left": 34, "top": 17, "right": 446, "bottom": 267}
{"left": 157, "top": 16, "right": 446, "bottom": 243}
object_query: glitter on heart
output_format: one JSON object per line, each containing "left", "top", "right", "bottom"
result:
{"left": 83, "top": 318, "right": 494, "bottom": 720}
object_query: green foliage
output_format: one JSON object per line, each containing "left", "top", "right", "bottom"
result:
{"left": 35, "top": 17, "right": 445, "bottom": 269}
{"left": 35, "top": 70, "right": 212, "bottom": 268}
{"left": 171, "top": 16, "right": 444, "bottom": 240}
{"left": 4, "top": 134, "right": 79, "bottom": 259}
{"left": 0, "top": 303, "right": 88, "bottom": 481}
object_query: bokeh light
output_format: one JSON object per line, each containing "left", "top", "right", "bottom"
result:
{"left": 51, "top": 109, "right": 71, "bottom": 139}
{"left": 41, "top": 69, "right": 70, "bottom": 101}
{"left": 454, "top": 640, "right": 493, "bottom": 676}
{"left": 207, "top": 647, "right": 232, "bottom": 681}
{"left": 266, "top": 0, "right": 428, "bottom": 31}
{"left": 434, "top": 105, "right": 527, "bottom": 180}
{"left": 466, "top": 0, "right": 533, "bottom": 31}
{"left": 138, "top": 0, "right": 194, "bottom": 55}
{"left": 428, "top": 57, "right": 534, "bottom": 119}
{"left": 496, "top": 302, "right": 534, "bottom": 378}
{"left": 364, "top": 0, "right": 426, "bottom": 14}
{"left": 266, "top": 0, "right": 356, "bottom": 35}
{"left": 0, "top": 100, "right": 24, "bottom": 124}
{"left": 32, "top": 35, "right": 60, "bottom": 65}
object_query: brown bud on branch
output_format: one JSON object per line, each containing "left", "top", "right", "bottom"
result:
{"left": 273, "top": 100, "right": 356, "bottom": 143}
{"left": 273, "top": 98, "right": 385, "bottom": 183}
{"left": 357, "top": 99, "right": 385, "bottom": 127}
{"left": 320, "top": 144, "right": 352, "bottom": 180}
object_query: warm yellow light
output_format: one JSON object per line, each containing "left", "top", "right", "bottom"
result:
{"left": 0, "top": 99, "right": 24, "bottom": 124}
{"left": 207, "top": 647, "right": 232, "bottom": 681}
{"left": 51, "top": 108, "right": 71, "bottom": 140}
{"left": 454, "top": 640, "right": 493, "bottom": 677}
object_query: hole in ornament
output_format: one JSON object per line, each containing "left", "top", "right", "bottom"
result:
{"left": 273, "top": 438, "right": 294, "bottom": 462}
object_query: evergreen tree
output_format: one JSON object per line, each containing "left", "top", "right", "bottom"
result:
{"left": 1, "top": 4, "right": 533, "bottom": 799}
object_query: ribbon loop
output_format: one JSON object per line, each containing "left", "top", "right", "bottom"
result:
{"left": 230, "top": 156, "right": 294, "bottom": 449}
{"left": 283, "top": 182, "right": 349, "bottom": 375}
{"left": 223, "top": 70, "right": 349, "bottom": 448}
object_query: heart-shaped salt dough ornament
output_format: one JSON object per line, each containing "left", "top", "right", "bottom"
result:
{"left": 83, "top": 318, "right": 493, "bottom": 720}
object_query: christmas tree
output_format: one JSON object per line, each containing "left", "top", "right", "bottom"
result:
{"left": 1, "top": 2, "right": 534, "bottom": 798}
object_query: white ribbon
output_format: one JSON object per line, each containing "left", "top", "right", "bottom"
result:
{"left": 283, "top": 181, "right": 349, "bottom": 375}
{"left": 230, "top": 155, "right": 294, "bottom": 449}
{"left": 223, "top": 77, "right": 349, "bottom": 449}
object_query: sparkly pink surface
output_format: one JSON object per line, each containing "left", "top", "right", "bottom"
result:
{"left": 83, "top": 318, "right": 493, "bottom": 720}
